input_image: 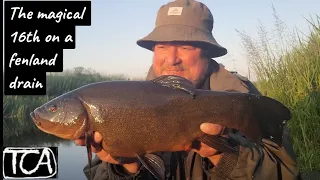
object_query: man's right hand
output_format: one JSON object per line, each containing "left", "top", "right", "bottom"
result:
{"left": 74, "top": 132, "right": 141, "bottom": 174}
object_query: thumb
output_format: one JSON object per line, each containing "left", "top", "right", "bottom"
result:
{"left": 200, "top": 123, "right": 224, "bottom": 135}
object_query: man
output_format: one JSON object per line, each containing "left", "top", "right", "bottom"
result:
{"left": 76, "top": 0, "right": 301, "bottom": 179}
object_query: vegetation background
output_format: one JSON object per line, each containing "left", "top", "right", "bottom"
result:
{"left": 3, "top": 10, "right": 319, "bottom": 178}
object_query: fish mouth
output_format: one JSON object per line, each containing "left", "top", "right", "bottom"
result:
{"left": 30, "top": 111, "right": 75, "bottom": 139}
{"left": 30, "top": 111, "right": 41, "bottom": 127}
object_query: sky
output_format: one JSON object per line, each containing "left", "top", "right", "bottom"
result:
{"left": 63, "top": 0, "right": 320, "bottom": 80}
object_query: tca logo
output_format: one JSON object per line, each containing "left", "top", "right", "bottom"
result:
{"left": 3, "top": 147, "right": 58, "bottom": 179}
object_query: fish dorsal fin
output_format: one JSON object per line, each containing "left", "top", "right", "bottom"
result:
{"left": 152, "top": 75, "right": 196, "bottom": 97}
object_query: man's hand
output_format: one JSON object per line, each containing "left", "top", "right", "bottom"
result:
{"left": 74, "top": 132, "right": 141, "bottom": 174}
{"left": 74, "top": 123, "right": 227, "bottom": 174}
{"left": 192, "top": 123, "right": 227, "bottom": 166}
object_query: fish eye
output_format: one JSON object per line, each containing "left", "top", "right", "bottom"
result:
{"left": 48, "top": 105, "right": 58, "bottom": 112}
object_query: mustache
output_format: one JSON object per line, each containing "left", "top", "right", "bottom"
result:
{"left": 163, "top": 65, "right": 185, "bottom": 71}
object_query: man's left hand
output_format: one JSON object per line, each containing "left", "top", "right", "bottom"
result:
{"left": 192, "top": 123, "right": 226, "bottom": 166}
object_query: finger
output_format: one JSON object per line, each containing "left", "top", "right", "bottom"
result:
{"left": 96, "top": 150, "right": 119, "bottom": 164}
{"left": 200, "top": 123, "right": 224, "bottom": 135}
{"left": 75, "top": 139, "right": 86, "bottom": 146}
{"left": 192, "top": 142, "right": 219, "bottom": 157}
{"left": 91, "top": 132, "right": 103, "bottom": 153}
{"left": 93, "top": 132, "right": 103, "bottom": 143}
{"left": 91, "top": 145, "right": 102, "bottom": 153}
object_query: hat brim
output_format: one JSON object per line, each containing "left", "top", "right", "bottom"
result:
{"left": 137, "top": 24, "right": 227, "bottom": 58}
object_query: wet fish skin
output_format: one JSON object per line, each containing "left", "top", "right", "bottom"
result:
{"left": 30, "top": 75, "right": 292, "bottom": 180}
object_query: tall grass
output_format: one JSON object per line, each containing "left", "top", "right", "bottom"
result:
{"left": 237, "top": 9, "right": 320, "bottom": 173}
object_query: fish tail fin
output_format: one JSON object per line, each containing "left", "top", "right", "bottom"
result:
{"left": 249, "top": 94, "right": 292, "bottom": 145}
{"left": 136, "top": 153, "right": 165, "bottom": 180}
{"left": 254, "top": 95, "right": 292, "bottom": 120}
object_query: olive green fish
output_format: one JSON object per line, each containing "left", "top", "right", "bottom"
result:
{"left": 30, "top": 75, "right": 291, "bottom": 180}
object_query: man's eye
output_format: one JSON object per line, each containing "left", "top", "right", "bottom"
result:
{"left": 181, "top": 46, "right": 194, "bottom": 50}
{"left": 156, "top": 46, "right": 169, "bottom": 50}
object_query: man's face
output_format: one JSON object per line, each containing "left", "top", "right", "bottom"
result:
{"left": 152, "top": 42, "right": 209, "bottom": 87}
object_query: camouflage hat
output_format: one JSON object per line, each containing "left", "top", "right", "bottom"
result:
{"left": 137, "top": 0, "right": 227, "bottom": 58}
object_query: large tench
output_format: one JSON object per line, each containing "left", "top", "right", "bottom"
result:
{"left": 30, "top": 75, "right": 291, "bottom": 180}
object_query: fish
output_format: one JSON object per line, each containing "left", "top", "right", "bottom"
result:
{"left": 29, "top": 75, "right": 292, "bottom": 180}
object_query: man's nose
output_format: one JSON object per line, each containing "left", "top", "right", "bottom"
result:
{"left": 165, "top": 47, "right": 181, "bottom": 65}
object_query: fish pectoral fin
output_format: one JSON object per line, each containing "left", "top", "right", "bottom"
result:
{"left": 85, "top": 131, "right": 93, "bottom": 180}
{"left": 136, "top": 153, "right": 165, "bottom": 180}
{"left": 152, "top": 75, "right": 196, "bottom": 97}
{"left": 197, "top": 134, "right": 239, "bottom": 153}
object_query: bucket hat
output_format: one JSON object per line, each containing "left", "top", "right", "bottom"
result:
{"left": 137, "top": 0, "right": 227, "bottom": 58}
